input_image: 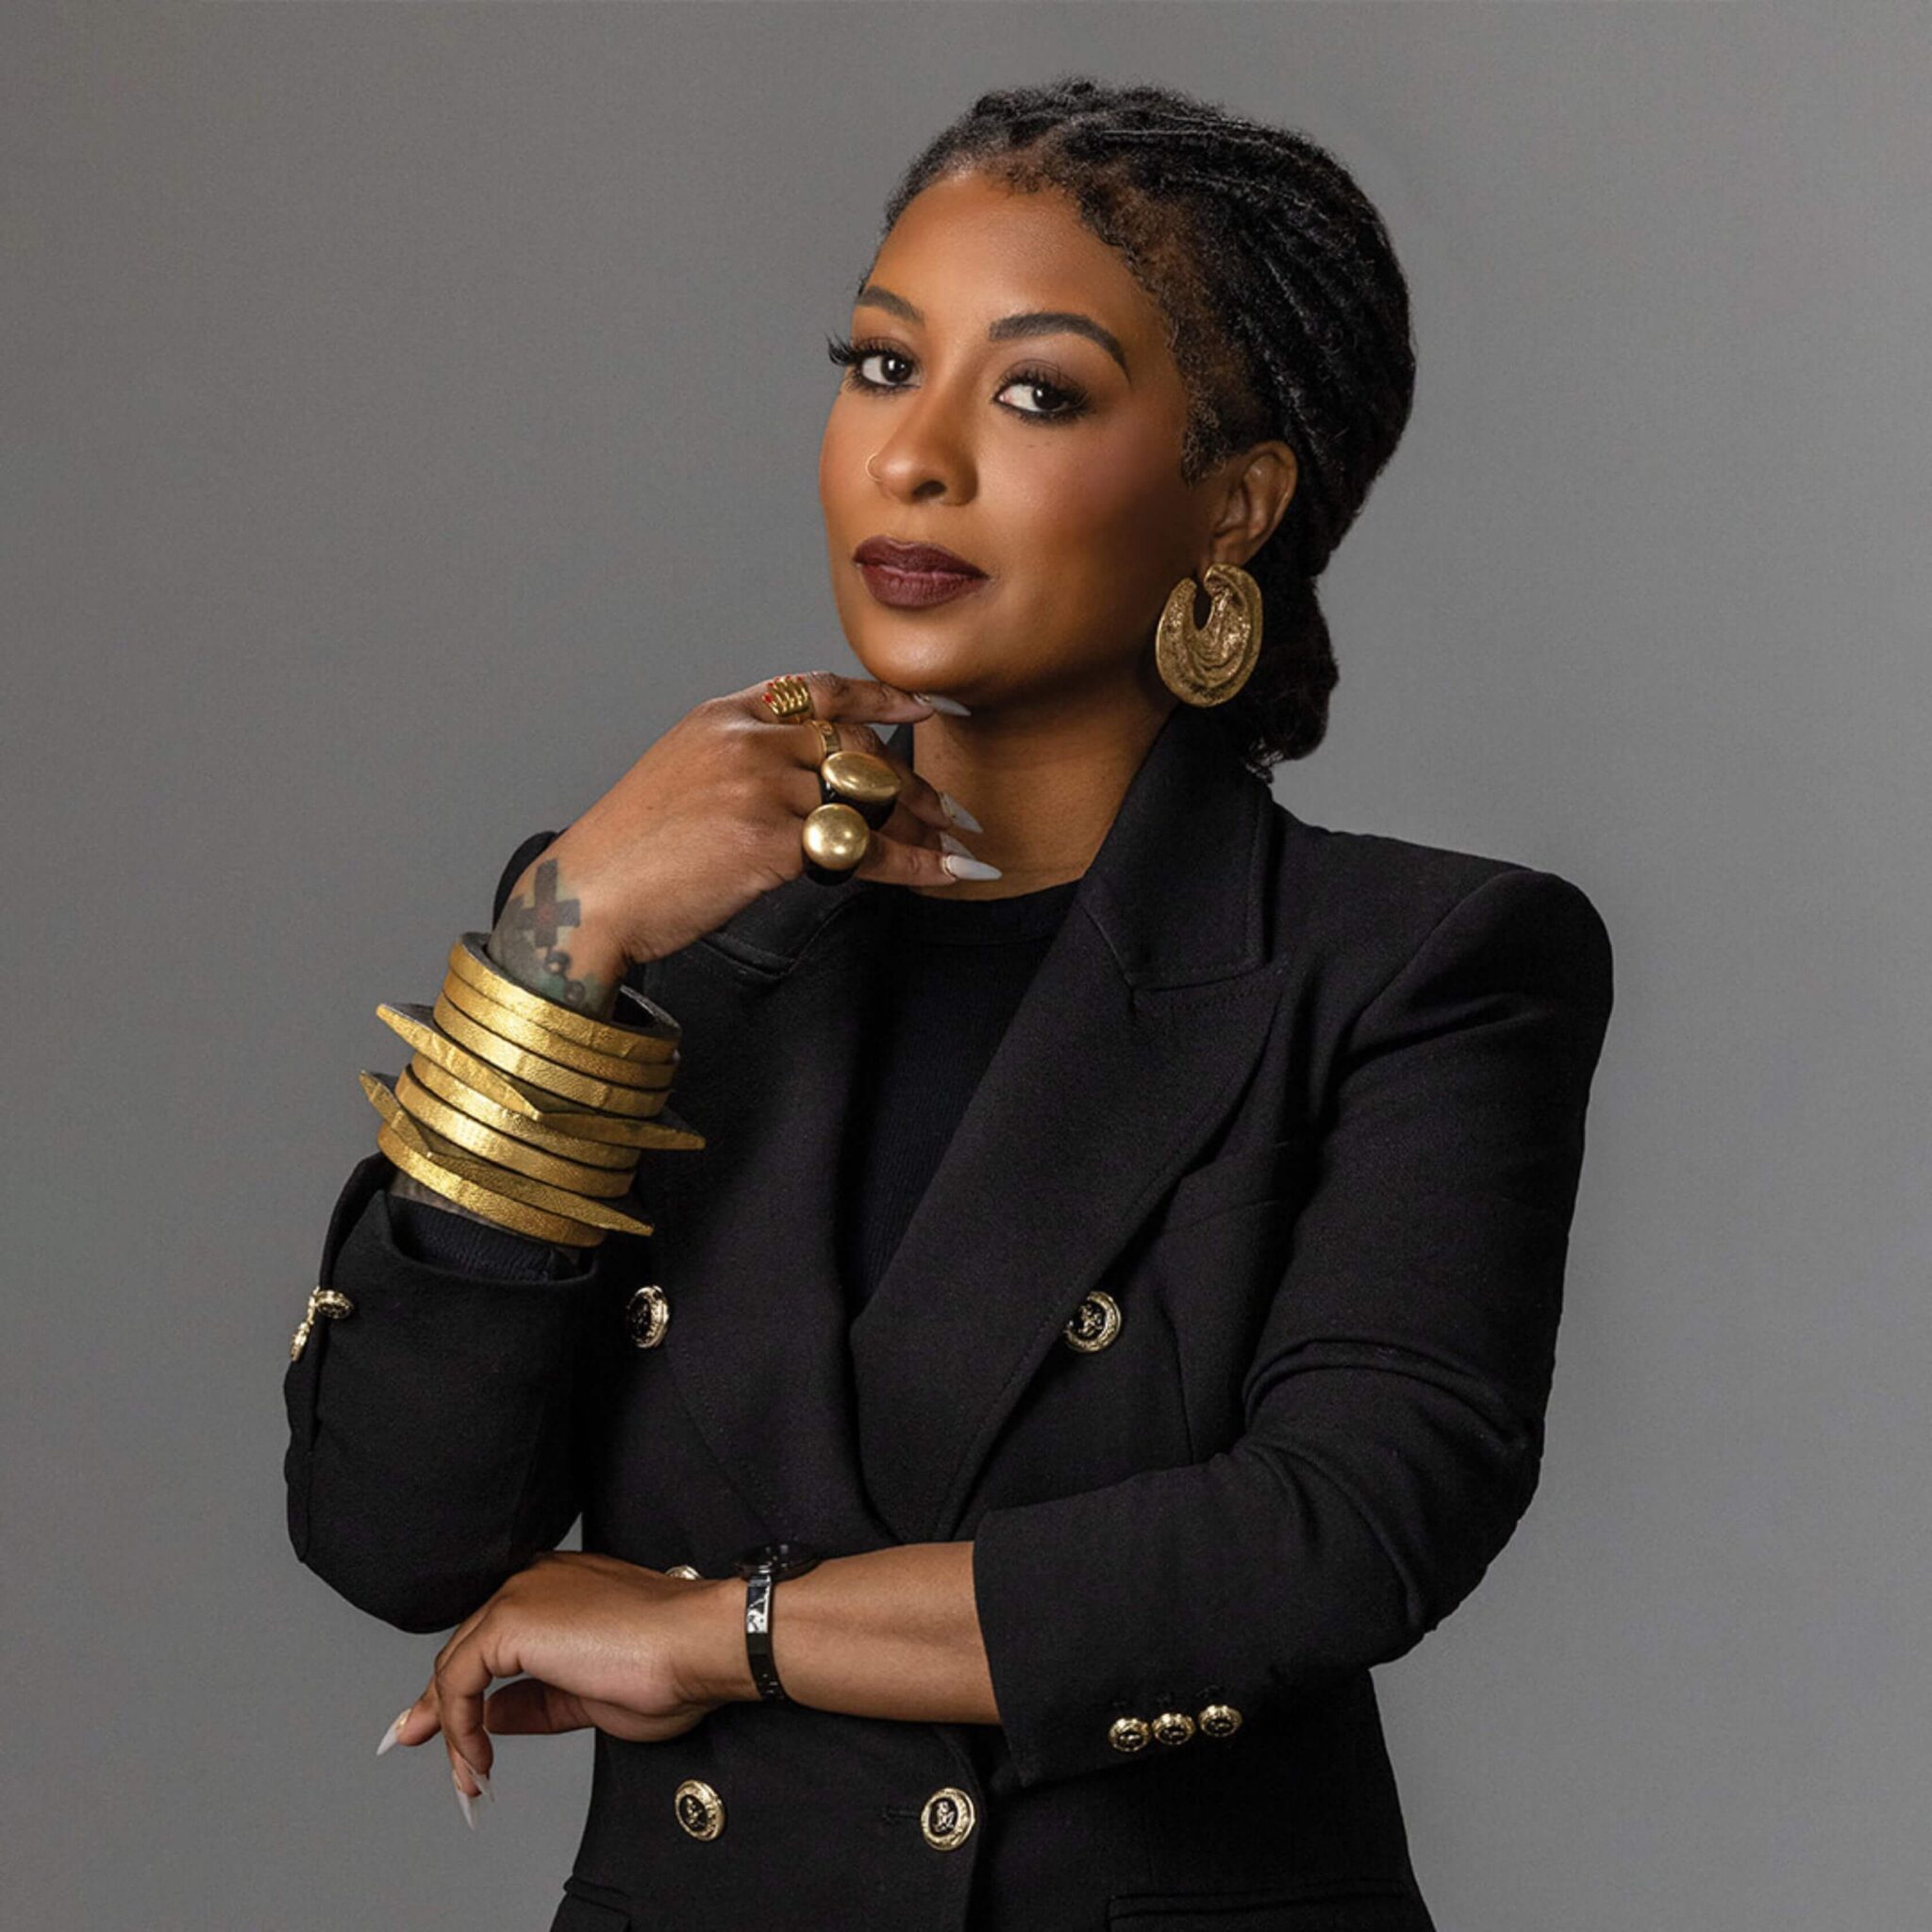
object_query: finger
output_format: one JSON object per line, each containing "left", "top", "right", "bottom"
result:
{"left": 377, "top": 1691, "right": 441, "bottom": 1755}
{"left": 851, "top": 822, "right": 990, "bottom": 891}
{"left": 483, "top": 1676, "right": 593, "bottom": 1736}
{"left": 742, "top": 670, "right": 935, "bottom": 729}
{"left": 775, "top": 719, "right": 958, "bottom": 837}
{"left": 433, "top": 1625, "right": 502, "bottom": 1796}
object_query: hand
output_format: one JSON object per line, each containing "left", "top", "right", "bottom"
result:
{"left": 376, "top": 1551, "right": 740, "bottom": 1815}
{"left": 490, "top": 672, "right": 988, "bottom": 1011}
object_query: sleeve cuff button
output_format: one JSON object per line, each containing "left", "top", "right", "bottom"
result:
{"left": 1199, "top": 1703, "right": 1243, "bottom": 1739}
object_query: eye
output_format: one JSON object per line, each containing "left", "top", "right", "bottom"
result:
{"left": 824, "top": 334, "right": 1091, "bottom": 425}
{"left": 993, "top": 365, "right": 1089, "bottom": 423}
{"left": 825, "top": 333, "right": 914, "bottom": 391}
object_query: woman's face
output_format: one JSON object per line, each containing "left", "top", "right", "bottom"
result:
{"left": 819, "top": 168, "right": 1278, "bottom": 718}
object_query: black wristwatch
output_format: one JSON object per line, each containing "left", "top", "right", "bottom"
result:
{"left": 729, "top": 1540, "right": 826, "bottom": 1703}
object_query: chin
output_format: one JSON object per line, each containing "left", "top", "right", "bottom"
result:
{"left": 848, "top": 633, "right": 974, "bottom": 694}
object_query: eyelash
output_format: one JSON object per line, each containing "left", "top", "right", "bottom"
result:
{"left": 824, "top": 332, "right": 1091, "bottom": 425}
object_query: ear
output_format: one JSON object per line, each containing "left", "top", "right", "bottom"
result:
{"left": 1204, "top": 441, "right": 1299, "bottom": 568}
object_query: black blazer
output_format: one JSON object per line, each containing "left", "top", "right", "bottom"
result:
{"left": 284, "top": 701, "right": 1614, "bottom": 1932}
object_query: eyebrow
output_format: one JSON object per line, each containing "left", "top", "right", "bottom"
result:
{"left": 855, "top": 283, "right": 1131, "bottom": 379}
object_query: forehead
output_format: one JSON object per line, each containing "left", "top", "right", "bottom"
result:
{"left": 865, "top": 169, "right": 1171, "bottom": 357}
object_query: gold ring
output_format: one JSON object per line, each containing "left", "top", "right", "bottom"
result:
{"left": 801, "top": 800, "right": 871, "bottom": 878}
{"left": 820, "top": 748, "right": 902, "bottom": 830}
{"left": 761, "top": 675, "right": 815, "bottom": 721}
{"left": 806, "top": 718, "right": 841, "bottom": 761}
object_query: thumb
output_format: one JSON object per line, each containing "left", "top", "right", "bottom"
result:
{"left": 483, "top": 1676, "right": 592, "bottom": 1736}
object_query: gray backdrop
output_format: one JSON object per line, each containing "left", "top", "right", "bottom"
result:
{"left": 8, "top": 4, "right": 1927, "bottom": 1926}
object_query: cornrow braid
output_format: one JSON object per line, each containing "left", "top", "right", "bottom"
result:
{"left": 874, "top": 75, "right": 1417, "bottom": 773}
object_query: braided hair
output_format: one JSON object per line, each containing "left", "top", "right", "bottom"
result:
{"left": 874, "top": 76, "right": 1417, "bottom": 774}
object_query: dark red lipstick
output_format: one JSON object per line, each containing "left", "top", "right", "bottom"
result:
{"left": 853, "top": 535, "right": 990, "bottom": 609}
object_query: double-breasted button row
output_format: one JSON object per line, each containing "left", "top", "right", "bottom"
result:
{"left": 920, "top": 1786, "right": 976, "bottom": 1851}
{"left": 1061, "top": 1289, "right": 1122, "bottom": 1352}
{"left": 1108, "top": 1703, "right": 1243, "bottom": 1754}
{"left": 675, "top": 1778, "right": 725, "bottom": 1839}
{"left": 673, "top": 1778, "right": 975, "bottom": 1852}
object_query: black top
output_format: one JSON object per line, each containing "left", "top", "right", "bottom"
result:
{"left": 387, "top": 877, "right": 1084, "bottom": 1299}
{"left": 836, "top": 876, "right": 1081, "bottom": 1315}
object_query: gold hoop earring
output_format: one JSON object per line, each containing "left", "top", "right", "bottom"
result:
{"left": 1156, "top": 561, "right": 1263, "bottom": 707}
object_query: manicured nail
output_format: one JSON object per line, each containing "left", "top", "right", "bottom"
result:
{"left": 375, "top": 1707, "right": 412, "bottom": 1757}
{"left": 941, "top": 853, "right": 1002, "bottom": 881}
{"left": 453, "top": 1766, "right": 478, "bottom": 1830}
{"left": 912, "top": 691, "right": 970, "bottom": 715}
{"left": 455, "top": 1749, "right": 495, "bottom": 1803}
{"left": 938, "top": 791, "right": 983, "bottom": 833}
{"left": 938, "top": 830, "right": 975, "bottom": 858}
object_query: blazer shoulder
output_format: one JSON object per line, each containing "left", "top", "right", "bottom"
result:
{"left": 1271, "top": 804, "right": 1612, "bottom": 999}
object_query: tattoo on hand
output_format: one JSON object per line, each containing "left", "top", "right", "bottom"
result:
{"left": 489, "top": 858, "right": 616, "bottom": 1017}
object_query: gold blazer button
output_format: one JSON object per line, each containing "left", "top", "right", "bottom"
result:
{"left": 674, "top": 1778, "right": 724, "bottom": 1840}
{"left": 1108, "top": 1715, "right": 1152, "bottom": 1754}
{"left": 1198, "top": 1703, "right": 1244, "bottom": 1739}
{"left": 1151, "top": 1710, "right": 1197, "bottom": 1746}
{"left": 626, "top": 1284, "right": 671, "bottom": 1349}
{"left": 920, "top": 1786, "right": 977, "bottom": 1851}
{"left": 1062, "top": 1290, "right": 1123, "bottom": 1352}
{"left": 664, "top": 1565, "right": 702, "bottom": 1580}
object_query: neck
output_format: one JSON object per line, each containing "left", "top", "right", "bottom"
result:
{"left": 906, "top": 691, "right": 1181, "bottom": 901}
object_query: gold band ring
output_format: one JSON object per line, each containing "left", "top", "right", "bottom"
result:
{"left": 761, "top": 675, "right": 816, "bottom": 721}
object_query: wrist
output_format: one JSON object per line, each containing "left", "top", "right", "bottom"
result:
{"left": 681, "top": 1576, "right": 760, "bottom": 1707}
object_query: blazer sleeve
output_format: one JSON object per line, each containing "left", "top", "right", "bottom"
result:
{"left": 969, "top": 865, "right": 1616, "bottom": 1790}
{"left": 281, "top": 827, "right": 637, "bottom": 1635}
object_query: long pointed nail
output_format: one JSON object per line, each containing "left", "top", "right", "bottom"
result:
{"left": 375, "top": 1707, "right": 411, "bottom": 1757}
{"left": 454, "top": 1749, "right": 496, "bottom": 1803}
{"left": 941, "top": 853, "right": 1002, "bottom": 881}
{"left": 454, "top": 1768, "right": 478, "bottom": 1830}
{"left": 912, "top": 691, "right": 970, "bottom": 715}
{"left": 938, "top": 830, "right": 975, "bottom": 858}
{"left": 938, "top": 791, "right": 983, "bottom": 833}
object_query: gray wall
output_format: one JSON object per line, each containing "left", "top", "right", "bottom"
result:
{"left": 8, "top": 5, "right": 1926, "bottom": 1926}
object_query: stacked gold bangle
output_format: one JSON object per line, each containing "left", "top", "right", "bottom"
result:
{"left": 362, "top": 934, "right": 706, "bottom": 1248}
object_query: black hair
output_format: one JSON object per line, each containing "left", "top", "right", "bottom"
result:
{"left": 874, "top": 75, "right": 1417, "bottom": 774}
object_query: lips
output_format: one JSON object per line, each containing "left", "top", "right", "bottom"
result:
{"left": 852, "top": 535, "right": 991, "bottom": 610}
{"left": 853, "top": 537, "right": 986, "bottom": 577}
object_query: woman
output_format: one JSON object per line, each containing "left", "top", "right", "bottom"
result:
{"left": 283, "top": 77, "right": 1614, "bottom": 1931}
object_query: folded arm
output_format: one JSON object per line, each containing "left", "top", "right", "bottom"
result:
{"left": 957, "top": 865, "right": 1617, "bottom": 1788}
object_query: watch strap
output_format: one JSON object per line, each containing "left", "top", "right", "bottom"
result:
{"left": 744, "top": 1570, "right": 787, "bottom": 1703}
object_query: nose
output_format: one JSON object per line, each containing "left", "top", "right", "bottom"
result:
{"left": 864, "top": 386, "right": 974, "bottom": 503}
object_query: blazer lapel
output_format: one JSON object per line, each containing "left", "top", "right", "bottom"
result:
{"left": 850, "top": 704, "right": 1287, "bottom": 1543}
{"left": 647, "top": 701, "right": 1288, "bottom": 1554}
{"left": 644, "top": 870, "right": 900, "bottom": 1554}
